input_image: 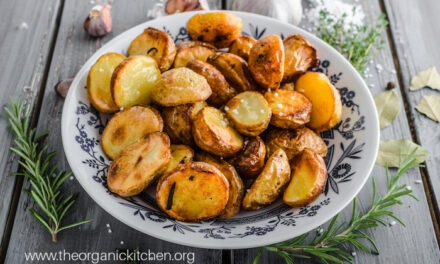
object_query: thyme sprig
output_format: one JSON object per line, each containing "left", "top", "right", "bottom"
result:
{"left": 4, "top": 100, "right": 92, "bottom": 242}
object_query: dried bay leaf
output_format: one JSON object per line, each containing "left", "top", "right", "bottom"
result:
{"left": 410, "top": 66, "right": 440, "bottom": 91}
{"left": 376, "top": 139, "right": 429, "bottom": 167}
{"left": 374, "top": 90, "right": 401, "bottom": 129}
{"left": 416, "top": 95, "right": 440, "bottom": 122}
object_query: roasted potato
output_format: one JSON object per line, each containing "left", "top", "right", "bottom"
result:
{"left": 173, "top": 41, "right": 216, "bottom": 68}
{"left": 161, "top": 144, "right": 194, "bottom": 176}
{"left": 283, "top": 148, "right": 327, "bottom": 207}
{"left": 264, "top": 89, "right": 312, "bottom": 129}
{"left": 111, "top": 55, "right": 161, "bottom": 108}
{"left": 242, "top": 148, "right": 290, "bottom": 210}
{"left": 283, "top": 34, "right": 318, "bottom": 81}
{"left": 265, "top": 127, "right": 327, "bottom": 160}
{"left": 187, "top": 59, "right": 236, "bottom": 107}
{"left": 156, "top": 162, "right": 229, "bottom": 222}
{"left": 207, "top": 52, "right": 258, "bottom": 92}
{"left": 192, "top": 106, "right": 243, "bottom": 157}
{"left": 228, "top": 35, "right": 257, "bottom": 61}
{"left": 87, "top": 52, "right": 126, "bottom": 113}
{"left": 280, "top": 82, "right": 295, "bottom": 91}
{"left": 162, "top": 101, "right": 207, "bottom": 146}
{"left": 107, "top": 132, "right": 171, "bottom": 197}
{"left": 101, "top": 106, "right": 163, "bottom": 160}
{"left": 228, "top": 136, "right": 266, "bottom": 179}
{"left": 194, "top": 152, "right": 244, "bottom": 219}
{"left": 225, "top": 91, "right": 271, "bottom": 136}
{"left": 248, "top": 34, "right": 285, "bottom": 90}
{"left": 152, "top": 67, "right": 212, "bottom": 107}
{"left": 295, "top": 72, "right": 342, "bottom": 132}
{"left": 186, "top": 12, "right": 242, "bottom": 49}
{"left": 127, "top": 27, "right": 177, "bottom": 72}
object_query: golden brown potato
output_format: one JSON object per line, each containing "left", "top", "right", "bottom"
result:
{"left": 280, "top": 82, "right": 295, "bottom": 91}
{"left": 295, "top": 72, "right": 342, "bottom": 132}
{"left": 107, "top": 132, "right": 171, "bottom": 197}
{"left": 265, "top": 127, "right": 327, "bottom": 161}
{"left": 283, "top": 148, "right": 327, "bottom": 207}
{"left": 162, "top": 144, "right": 194, "bottom": 176}
{"left": 242, "top": 149, "right": 290, "bottom": 210}
{"left": 186, "top": 60, "right": 236, "bottom": 107}
{"left": 152, "top": 67, "right": 212, "bottom": 107}
{"left": 207, "top": 52, "right": 258, "bottom": 92}
{"left": 173, "top": 41, "right": 216, "bottom": 68}
{"left": 127, "top": 27, "right": 177, "bottom": 72}
{"left": 228, "top": 35, "right": 257, "bottom": 61}
{"left": 101, "top": 106, "right": 163, "bottom": 160}
{"left": 264, "top": 89, "right": 312, "bottom": 129}
{"left": 228, "top": 136, "right": 266, "bottom": 179}
{"left": 192, "top": 106, "right": 243, "bottom": 157}
{"left": 194, "top": 152, "right": 244, "bottom": 219}
{"left": 186, "top": 12, "right": 242, "bottom": 49}
{"left": 248, "top": 34, "right": 285, "bottom": 90}
{"left": 225, "top": 91, "right": 271, "bottom": 136}
{"left": 176, "top": 40, "right": 216, "bottom": 50}
{"left": 283, "top": 34, "right": 318, "bottom": 81}
{"left": 156, "top": 162, "right": 229, "bottom": 222}
{"left": 111, "top": 55, "right": 161, "bottom": 108}
{"left": 87, "top": 52, "right": 126, "bottom": 113}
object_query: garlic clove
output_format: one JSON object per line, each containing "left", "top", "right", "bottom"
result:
{"left": 165, "top": 0, "right": 208, "bottom": 15}
{"left": 54, "top": 78, "right": 73, "bottom": 98}
{"left": 84, "top": 4, "right": 112, "bottom": 37}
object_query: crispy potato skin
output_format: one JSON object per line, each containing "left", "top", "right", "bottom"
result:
{"left": 186, "top": 12, "right": 242, "bottom": 49}
{"left": 265, "top": 89, "right": 312, "bottom": 129}
{"left": 242, "top": 149, "right": 290, "bottom": 210}
{"left": 173, "top": 42, "right": 216, "bottom": 68}
{"left": 283, "top": 148, "right": 327, "bottom": 207}
{"left": 248, "top": 34, "right": 285, "bottom": 90}
{"left": 228, "top": 136, "right": 266, "bottom": 179}
{"left": 156, "top": 162, "right": 229, "bottom": 222}
{"left": 162, "top": 144, "right": 194, "bottom": 176}
{"left": 101, "top": 106, "right": 163, "bottom": 160}
{"left": 187, "top": 60, "right": 236, "bottom": 107}
{"left": 229, "top": 35, "right": 257, "bottom": 61}
{"left": 283, "top": 34, "right": 318, "bottom": 81}
{"left": 265, "top": 127, "right": 327, "bottom": 160}
{"left": 107, "top": 132, "right": 171, "bottom": 197}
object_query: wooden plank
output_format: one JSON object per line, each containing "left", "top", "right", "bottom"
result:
{"left": 4, "top": 0, "right": 222, "bottom": 263}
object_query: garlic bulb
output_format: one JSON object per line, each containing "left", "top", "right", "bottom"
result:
{"left": 84, "top": 4, "right": 112, "bottom": 37}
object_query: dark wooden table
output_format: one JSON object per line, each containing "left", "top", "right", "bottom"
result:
{"left": 0, "top": 0, "right": 439, "bottom": 263}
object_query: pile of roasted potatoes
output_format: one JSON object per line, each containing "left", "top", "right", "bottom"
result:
{"left": 87, "top": 12, "right": 342, "bottom": 222}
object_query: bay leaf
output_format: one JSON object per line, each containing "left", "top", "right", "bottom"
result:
{"left": 410, "top": 66, "right": 440, "bottom": 91}
{"left": 374, "top": 90, "right": 401, "bottom": 129}
{"left": 416, "top": 95, "right": 440, "bottom": 122}
{"left": 376, "top": 139, "right": 429, "bottom": 168}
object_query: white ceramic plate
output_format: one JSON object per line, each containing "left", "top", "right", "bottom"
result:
{"left": 62, "top": 11, "right": 379, "bottom": 249}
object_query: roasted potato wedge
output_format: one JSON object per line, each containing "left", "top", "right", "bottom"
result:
{"left": 283, "top": 148, "right": 327, "bottom": 207}
{"left": 161, "top": 144, "right": 194, "bottom": 176}
{"left": 111, "top": 55, "right": 161, "bottom": 108}
{"left": 225, "top": 91, "right": 271, "bottom": 136}
{"left": 248, "top": 34, "right": 285, "bottom": 90}
{"left": 283, "top": 34, "right": 318, "bottom": 81}
{"left": 107, "top": 132, "right": 171, "bottom": 197}
{"left": 242, "top": 149, "right": 290, "bottom": 210}
{"left": 174, "top": 41, "right": 216, "bottom": 68}
{"left": 152, "top": 67, "right": 212, "bottom": 107}
{"left": 187, "top": 60, "right": 236, "bottom": 107}
{"left": 192, "top": 106, "right": 243, "bottom": 157}
{"left": 265, "top": 89, "right": 312, "bottom": 129}
{"left": 156, "top": 162, "right": 229, "bottom": 222}
{"left": 87, "top": 52, "right": 126, "bottom": 113}
{"left": 228, "top": 35, "right": 257, "bottom": 61}
{"left": 194, "top": 152, "right": 244, "bottom": 219}
{"left": 228, "top": 136, "right": 266, "bottom": 179}
{"left": 101, "top": 106, "right": 163, "bottom": 160}
{"left": 186, "top": 12, "right": 242, "bottom": 49}
{"left": 265, "top": 127, "right": 327, "bottom": 161}
{"left": 295, "top": 72, "right": 342, "bottom": 132}
{"left": 127, "top": 27, "right": 177, "bottom": 72}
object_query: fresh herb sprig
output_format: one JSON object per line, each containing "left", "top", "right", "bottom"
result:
{"left": 5, "top": 100, "right": 92, "bottom": 242}
{"left": 254, "top": 149, "right": 420, "bottom": 264}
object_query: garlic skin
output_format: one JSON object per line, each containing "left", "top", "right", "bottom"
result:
{"left": 84, "top": 4, "right": 112, "bottom": 37}
{"left": 164, "top": 0, "right": 209, "bottom": 15}
{"left": 54, "top": 78, "right": 73, "bottom": 98}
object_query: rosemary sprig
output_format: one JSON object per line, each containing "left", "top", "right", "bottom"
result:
{"left": 4, "top": 100, "right": 92, "bottom": 242}
{"left": 254, "top": 149, "right": 421, "bottom": 264}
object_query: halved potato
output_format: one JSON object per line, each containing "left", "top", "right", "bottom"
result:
{"left": 295, "top": 72, "right": 342, "bottom": 132}
{"left": 283, "top": 148, "right": 327, "bottom": 207}
{"left": 228, "top": 136, "right": 266, "bottom": 179}
{"left": 156, "top": 162, "right": 229, "bottom": 221}
{"left": 283, "top": 34, "right": 318, "bottom": 81}
{"left": 101, "top": 106, "right": 163, "bottom": 160}
{"left": 248, "top": 34, "right": 285, "bottom": 90}
{"left": 127, "top": 27, "right": 176, "bottom": 72}
{"left": 107, "top": 132, "right": 171, "bottom": 197}
{"left": 162, "top": 144, "right": 194, "bottom": 176}
{"left": 174, "top": 41, "right": 216, "bottom": 68}
{"left": 152, "top": 67, "right": 212, "bottom": 107}
{"left": 228, "top": 35, "right": 257, "bottom": 61}
{"left": 192, "top": 106, "right": 243, "bottom": 157}
{"left": 111, "top": 55, "right": 161, "bottom": 108}
{"left": 225, "top": 91, "right": 271, "bottom": 136}
{"left": 242, "top": 148, "right": 290, "bottom": 210}
{"left": 87, "top": 52, "right": 126, "bottom": 112}
{"left": 264, "top": 89, "right": 312, "bottom": 129}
